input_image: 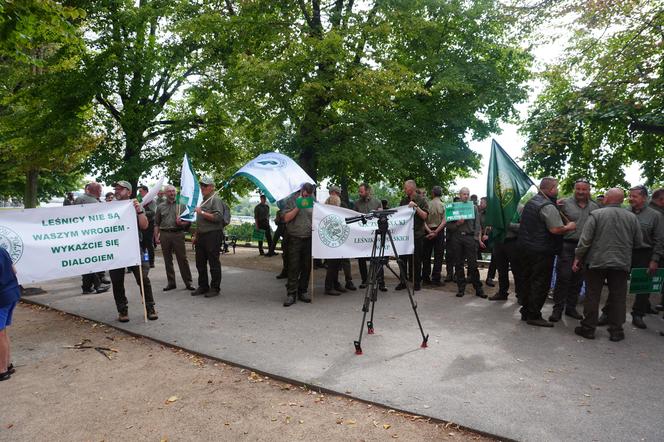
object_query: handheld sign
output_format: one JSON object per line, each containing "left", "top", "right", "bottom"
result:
{"left": 296, "top": 196, "right": 314, "bottom": 209}
{"left": 445, "top": 202, "right": 476, "bottom": 221}
{"left": 252, "top": 229, "right": 266, "bottom": 241}
{"left": 629, "top": 268, "right": 664, "bottom": 294}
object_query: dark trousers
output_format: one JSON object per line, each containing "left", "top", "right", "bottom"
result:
{"left": 257, "top": 221, "right": 273, "bottom": 254}
{"left": 358, "top": 258, "right": 384, "bottom": 285}
{"left": 161, "top": 230, "right": 193, "bottom": 287}
{"left": 341, "top": 259, "right": 352, "bottom": 282}
{"left": 195, "top": 230, "right": 223, "bottom": 291}
{"left": 422, "top": 231, "right": 444, "bottom": 282}
{"left": 582, "top": 268, "right": 628, "bottom": 332}
{"left": 279, "top": 232, "right": 289, "bottom": 275}
{"left": 287, "top": 236, "right": 312, "bottom": 295}
{"left": 493, "top": 238, "right": 522, "bottom": 297}
{"left": 487, "top": 252, "right": 496, "bottom": 280}
{"left": 445, "top": 233, "right": 455, "bottom": 280}
{"left": 452, "top": 234, "right": 481, "bottom": 292}
{"left": 519, "top": 250, "right": 555, "bottom": 320}
{"left": 325, "top": 259, "right": 342, "bottom": 290}
{"left": 632, "top": 248, "right": 655, "bottom": 316}
{"left": 81, "top": 272, "right": 102, "bottom": 291}
{"left": 403, "top": 236, "right": 424, "bottom": 286}
{"left": 552, "top": 241, "right": 584, "bottom": 313}
{"left": 140, "top": 224, "right": 155, "bottom": 265}
{"left": 271, "top": 224, "right": 285, "bottom": 255}
{"left": 109, "top": 261, "right": 154, "bottom": 313}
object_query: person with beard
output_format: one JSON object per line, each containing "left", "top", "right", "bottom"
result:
{"left": 398, "top": 180, "right": 429, "bottom": 291}
{"left": 354, "top": 183, "right": 385, "bottom": 291}
{"left": 517, "top": 177, "right": 576, "bottom": 327}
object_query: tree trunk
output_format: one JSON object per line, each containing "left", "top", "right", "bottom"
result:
{"left": 24, "top": 168, "right": 39, "bottom": 208}
{"left": 340, "top": 174, "right": 350, "bottom": 208}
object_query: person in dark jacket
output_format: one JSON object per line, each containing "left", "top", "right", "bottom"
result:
{"left": 517, "top": 177, "right": 576, "bottom": 327}
{"left": 0, "top": 247, "right": 21, "bottom": 381}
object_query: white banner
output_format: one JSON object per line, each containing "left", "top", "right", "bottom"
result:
{"left": 0, "top": 201, "right": 141, "bottom": 284}
{"left": 179, "top": 153, "right": 202, "bottom": 222}
{"left": 232, "top": 152, "right": 315, "bottom": 203}
{"left": 140, "top": 176, "right": 165, "bottom": 208}
{"left": 312, "top": 203, "right": 414, "bottom": 259}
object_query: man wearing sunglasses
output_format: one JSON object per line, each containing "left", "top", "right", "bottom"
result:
{"left": 549, "top": 179, "right": 600, "bottom": 322}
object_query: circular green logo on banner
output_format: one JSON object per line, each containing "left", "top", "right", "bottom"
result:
{"left": 494, "top": 171, "right": 515, "bottom": 208}
{"left": 0, "top": 226, "right": 24, "bottom": 264}
{"left": 251, "top": 155, "right": 287, "bottom": 170}
{"left": 318, "top": 215, "right": 350, "bottom": 248}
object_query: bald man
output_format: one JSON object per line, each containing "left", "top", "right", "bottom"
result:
{"left": 517, "top": 177, "right": 576, "bottom": 327}
{"left": 573, "top": 188, "right": 642, "bottom": 341}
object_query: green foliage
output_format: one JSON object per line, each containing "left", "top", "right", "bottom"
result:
{"left": 521, "top": 0, "right": 664, "bottom": 192}
{"left": 225, "top": 222, "right": 255, "bottom": 242}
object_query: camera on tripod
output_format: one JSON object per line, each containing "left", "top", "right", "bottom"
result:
{"left": 344, "top": 209, "right": 398, "bottom": 226}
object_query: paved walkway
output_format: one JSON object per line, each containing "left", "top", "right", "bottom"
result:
{"left": 22, "top": 254, "right": 664, "bottom": 441}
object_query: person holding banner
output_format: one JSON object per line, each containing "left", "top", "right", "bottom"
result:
{"left": 0, "top": 247, "right": 20, "bottom": 381}
{"left": 154, "top": 185, "right": 195, "bottom": 292}
{"left": 398, "top": 180, "right": 429, "bottom": 291}
{"left": 572, "top": 188, "right": 642, "bottom": 341}
{"left": 282, "top": 182, "right": 315, "bottom": 307}
{"left": 192, "top": 177, "right": 231, "bottom": 298}
{"left": 138, "top": 185, "right": 157, "bottom": 268}
{"left": 446, "top": 187, "right": 485, "bottom": 298}
{"left": 109, "top": 181, "right": 158, "bottom": 322}
{"left": 355, "top": 183, "right": 385, "bottom": 291}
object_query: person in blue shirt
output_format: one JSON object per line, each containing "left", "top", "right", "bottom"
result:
{"left": 0, "top": 247, "right": 20, "bottom": 381}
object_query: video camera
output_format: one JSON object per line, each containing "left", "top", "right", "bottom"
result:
{"left": 345, "top": 209, "right": 398, "bottom": 225}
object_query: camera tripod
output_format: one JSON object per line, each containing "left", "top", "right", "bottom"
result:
{"left": 345, "top": 210, "right": 429, "bottom": 355}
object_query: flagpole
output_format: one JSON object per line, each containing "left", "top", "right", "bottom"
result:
{"left": 138, "top": 260, "right": 148, "bottom": 323}
{"left": 200, "top": 190, "right": 218, "bottom": 208}
{"left": 310, "top": 255, "right": 314, "bottom": 302}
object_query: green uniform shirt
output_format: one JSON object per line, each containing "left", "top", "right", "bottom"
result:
{"left": 427, "top": 197, "right": 445, "bottom": 228}
{"left": 560, "top": 197, "right": 599, "bottom": 241}
{"left": 196, "top": 196, "right": 230, "bottom": 234}
{"left": 73, "top": 193, "right": 98, "bottom": 205}
{"left": 354, "top": 196, "right": 382, "bottom": 214}
{"left": 254, "top": 202, "right": 270, "bottom": 223}
{"left": 155, "top": 200, "right": 187, "bottom": 230}
{"left": 540, "top": 204, "right": 564, "bottom": 230}
{"left": 447, "top": 204, "right": 481, "bottom": 238}
{"left": 400, "top": 194, "right": 429, "bottom": 239}
{"left": 629, "top": 205, "right": 664, "bottom": 262}
{"left": 143, "top": 200, "right": 156, "bottom": 223}
{"left": 283, "top": 192, "right": 312, "bottom": 238}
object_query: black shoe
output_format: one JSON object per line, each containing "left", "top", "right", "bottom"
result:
{"left": 646, "top": 305, "right": 658, "bottom": 315}
{"left": 0, "top": 371, "right": 10, "bottom": 381}
{"left": 7, "top": 363, "right": 15, "bottom": 375}
{"left": 95, "top": 285, "right": 110, "bottom": 294}
{"left": 185, "top": 285, "right": 196, "bottom": 291}
{"left": 475, "top": 289, "right": 487, "bottom": 299}
{"left": 527, "top": 318, "right": 554, "bottom": 327}
{"left": 574, "top": 326, "right": 595, "bottom": 339}
{"left": 334, "top": 284, "right": 347, "bottom": 293}
{"left": 485, "top": 278, "right": 496, "bottom": 287}
{"left": 163, "top": 285, "right": 177, "bottom": 292}
{"left": 656, "top": 304, "right": 664, "bottom": 312}
{"left": 456, "top": 290, "right": 465, "bottom": 298}
{"left": 325, "top": 289, "right": 342, "bottom": 296}
{"left": 276, "top": 272, "right": 288, "bottom": 279}
{"left": 421, "top": 279, "right": 431, "bottom": 286}
{"left": 598, "top": 312, "right": 609, "bottom": 326}
{"left": 632, "top": 314, "right": 647, "bottom": 329}
{"left": 192, "top": 288, "right": 209, "bottom": 296}
{"left": 443, "top": 276, "right": 453, "bottom": 283}
{"left": 379, "top": 284, "right": 388, "bottom": 292}
{"left": 259, "top": 251, "right": 265, "bottom": 255}
{"left": 489, "top": 293, "right": 508, "bottom": 301}
{"left": 565, "top": 309, "right": 583, "bottom": 320}
{"left": 283, "top": 295, "right": 296, "bottom": 307}
{"left": 359, "top": 281, "right": 367, "bottom": 289}
{"left": 414, "top": 283, "right": 421, "bottom": 291}
{"left": 147, "top": 307, "right": 158, "bottom": 320}
{"left": 149, "top": 264, "right": 155, "bottom": 268}
{"left": 100, "top": 278, "right": 111, "bottom": 285}
{"left": 395, "top": 282, "right": 407, "bottom": 291}
{"left": 298, "top": 293, "right": 311, "bottom": 303}
{"left": 205, "top": 289, "right": 220, "bottom": 298}
{"left": 118, "top": 311, "right": 129, "bottom": 323}
{"left": 609, "top": 330, "right": 625, "bottom": 342}
{"left": 345, "top": 281, "right": 357, "bottom": 291}
{"left": 81, "top": 288, "right": 95, "bottom": 294}
{"left": 548, "top": 311, "right": 562, "bottom": 323}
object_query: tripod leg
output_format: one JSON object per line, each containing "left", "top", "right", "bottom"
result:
{"left": 355, "top": 229, "right": 380, "bottom": 354}
{"left": 387, "top": 230, "right": 429, "bottom": 348}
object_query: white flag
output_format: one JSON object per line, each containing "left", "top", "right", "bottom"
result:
{"left": 140, "top": 176, "right": 165, "bottom": 208}
{"left": 179, "top": 154, "right": 202, "bottom": 222}
{"left": 232, "top": 152, "right": 315, "bottom": 202}
{"left": 312, "top": 203, "right": 415, "bottom": 259}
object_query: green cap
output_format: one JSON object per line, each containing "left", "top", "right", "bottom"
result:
{"left": 199, "top": 176, "right": 215, "bottom": 186}
{"left": 112, "top": 180, "right": 132, "bottom": 192}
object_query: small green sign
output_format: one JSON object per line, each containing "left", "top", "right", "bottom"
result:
{"left": 445, "top": 202, "right": 476, "bottom": 221}
{"left": 296, "top": 196, "right": 314, "bottom": 209}
{"left": 252, "top": 229, "right": 266, "bottom": 241}
{"left": 629, "top": 268, "right": 664, "bottom": 294}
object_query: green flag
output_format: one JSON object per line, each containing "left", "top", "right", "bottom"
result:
{"left": 486, "top": 140, "right": 534, "bottom": 242}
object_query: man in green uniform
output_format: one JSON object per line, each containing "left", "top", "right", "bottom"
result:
{"left": 154, "top": 185, "right": 195, "bottom": 292}
{"left": 74, "top": 182, "right": 110, "bottom": 294}
{"left": 650, "top": 188, "right": 664, "bottom": 317}
{"left": 398, "top": 180, "right": 429, "bottom": 291}
{"left": 573, "top": 188, "right": 642, "bottom": 341}
{"left": 355, "top": 183, "right": 385, "bottom": 291}
{"left": 192, "top": 177, "right": 231, "bottom": 298}
{"left": 446, "top": 187, "right": 485, "bottom": 298}
{"left": 254, "top": 194, "right": 275, "bottom": 256}
{"left": 282, "top": 182, "right": 315, "bottom": 307}
{"left": 138, "top": 185, "right": 157, "bottom": 268}
{"left": 108, "top": 180, "right": 158, "bottom": 322}
{"left": 422, "top": 185, "right": 446, "bottom": 286}
{"left": 273, "top": 208, "right": 288, "bottom": 278}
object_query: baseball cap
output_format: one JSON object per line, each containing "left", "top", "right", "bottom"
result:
{"left": 199, "top": 176, "right": 215, "bottom": 186}
{"left": 328, "top": 185, "right": 341, "bottom": 194}
{"left": 112, "top": 180, "right": 132, "bottom": 192}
